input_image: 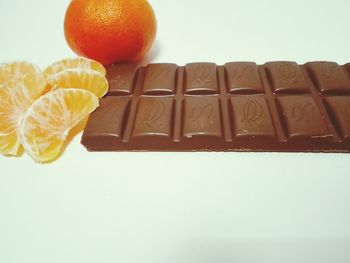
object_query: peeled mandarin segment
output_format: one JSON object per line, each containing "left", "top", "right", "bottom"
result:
{"left": 0, "top": 61, "right": 46, "bottom": 88}
{"left": 0, "top": 78, "right": 46, "bottom": 156}
{"left": 20, "top": 89, "right": 99, "bottom": 163}
{"left": 0, "top": 98, "right": 22, "bottom": 155}
{"left": 47, "top": 69, "right": 108, "bottom": 98}
{"left": 44, "top": 57, "right": 106, "bottom": 79}
{"left": 0, "top": 133, "right": 21, "bottom": 156}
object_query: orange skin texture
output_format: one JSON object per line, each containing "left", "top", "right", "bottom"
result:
{"left": 64, "top": 0, "right": 157, "bottom": 65}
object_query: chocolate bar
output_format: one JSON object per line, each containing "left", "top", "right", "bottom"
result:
{"left": 81, "top": 61, "right": 350, "bottom": 152}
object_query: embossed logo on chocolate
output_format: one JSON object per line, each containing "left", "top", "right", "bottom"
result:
{"left": 191, "top": 65, "right": 212, "bottom": 86}
{"left": 241, "top": 100, "right": 264, "bottom": 127}
{"left": 320, "top": 64, "right": 338, "bottom": 79}
{"left": 288, "top": 103, "right": 317, "bottom": 122}
{"left": 279, "top": 63, "right": 299, "bottom": 84}
{"left": 100, "top": 103, "right": 121, "bottom": 120}
{"left": 140, "top": 101, "right": 165, "bottom": 128}
{"left": 147, "top": 67, "right": 170, "bottom": 80}
{"left": 190, "top": 104, "right": 215, "bottom": 128}
{"left": 230, "top": 65, "right": 255, "bottom": 80}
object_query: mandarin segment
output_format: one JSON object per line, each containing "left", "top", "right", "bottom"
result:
{"left": 0, "top": 133, "right": 20, "bottom": 156}
{"left": 44, "top": 57, "right": 106, "bottom": 78}
{"left": 0, "top": 78, "right": 46, "bottom": 156}
{"left": 0, "top": 61, "right": 46, "bottom": 88}
{"left": 46, "top": 69, "right": 108, "bottom": 98}
{"left": 20, "top": 88, "right": 99, "bottom": 163}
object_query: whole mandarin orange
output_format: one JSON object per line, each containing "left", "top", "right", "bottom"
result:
{"left": 64, "top": 0, "right": 157, "bottom": 65}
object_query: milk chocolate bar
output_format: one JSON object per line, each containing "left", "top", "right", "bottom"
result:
{"left": 81, "top": 61, "right": 350, "bottom": 152}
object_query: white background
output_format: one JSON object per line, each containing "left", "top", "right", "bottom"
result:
{"left": 1, "top": 0, "right": 350, "bottom": 262}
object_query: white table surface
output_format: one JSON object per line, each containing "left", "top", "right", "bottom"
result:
{"left": 1, "top": 0, "right": 350, "bottom": 262}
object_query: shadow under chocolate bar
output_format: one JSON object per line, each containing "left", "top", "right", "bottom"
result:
{"left": 81, "top": 61, "right": 350, "bottom": 152}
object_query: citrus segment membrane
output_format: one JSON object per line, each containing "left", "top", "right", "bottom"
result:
{"left": 20, "top": 89, "right": 99, "bottom": 163}
{"left": 0, "top": 77, "right": 46, "bottom": 156}
{"left": 0, "top": 61, "right": 46, "bottom": 88}
{"left": 44, "top": 57, "right": 106, "bottom": 78}
{"left": 46, "top": 69, "right": 108, "bottom": 98}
